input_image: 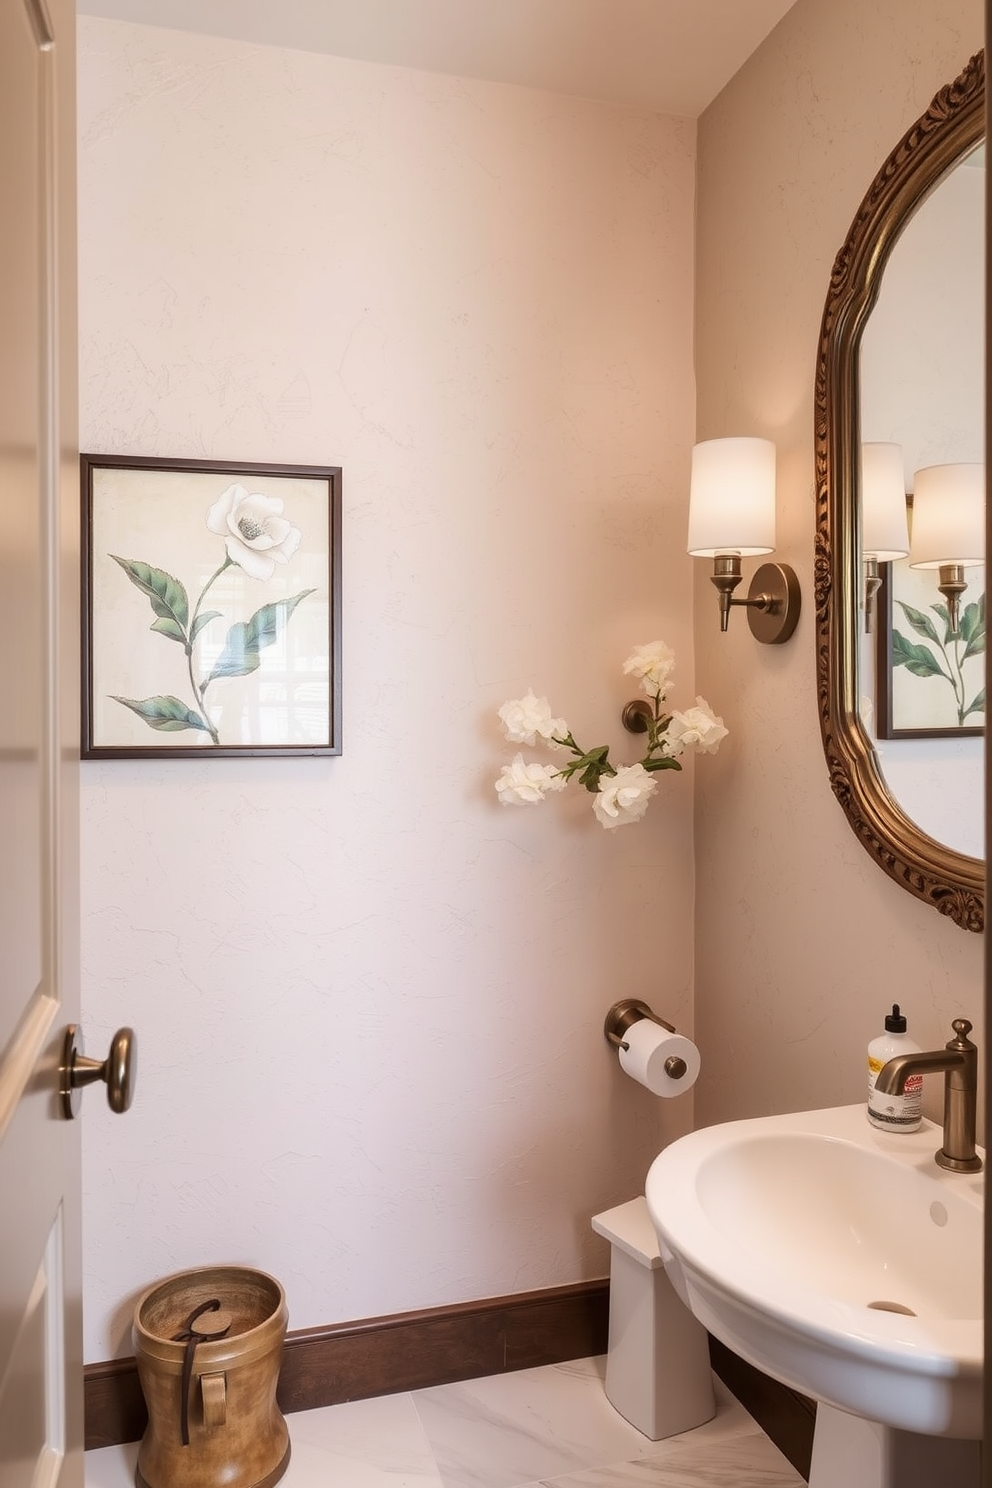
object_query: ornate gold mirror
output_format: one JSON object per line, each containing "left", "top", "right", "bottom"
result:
{"left": 815, "top": 52, "right": 985, "bottom": 933}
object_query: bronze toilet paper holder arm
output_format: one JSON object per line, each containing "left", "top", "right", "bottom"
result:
{"left": 604, "top": 999, "right": 687, "bottom": 1081}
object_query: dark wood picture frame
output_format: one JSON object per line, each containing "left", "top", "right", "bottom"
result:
{"left": 81, "top": 454, "right": 342, "bottom": 759}
{"left": 875, "top": 559, "right": 984, "bottom": 740}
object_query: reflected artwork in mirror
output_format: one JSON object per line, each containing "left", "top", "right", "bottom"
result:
{"left": 815, "top": 51, "right": 985, "bottom": 932}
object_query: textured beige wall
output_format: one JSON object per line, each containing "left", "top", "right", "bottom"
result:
{"left": 77, "top": 19, "right": 698, "bottom": 1359}
{"left": 693, "top": 0, "right": 985, "bottom": 1125}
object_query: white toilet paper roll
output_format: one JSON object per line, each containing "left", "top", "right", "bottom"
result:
{"left": 617, "top": 1019, "right": 700, "bottom": 1097}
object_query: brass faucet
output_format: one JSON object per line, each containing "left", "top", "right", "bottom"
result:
{"left": 874, "top": 1018, "right": 982, "bottom": 1173}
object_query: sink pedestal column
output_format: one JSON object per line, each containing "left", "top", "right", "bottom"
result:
{"left": 809, "top": 1404, "right": 980, "bottom": 1488}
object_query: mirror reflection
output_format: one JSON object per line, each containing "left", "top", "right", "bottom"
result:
{"left": 858, "top": 145, "right": 985, "bottom": 859}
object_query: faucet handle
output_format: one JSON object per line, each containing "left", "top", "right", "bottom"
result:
{"left": 949, "top": 1018, "right": 976, "bottom": 1048}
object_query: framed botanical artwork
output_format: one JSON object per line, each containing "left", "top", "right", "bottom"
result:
{"left": 875, "top": 557, "right": 985, "bottom": 739}
{"left": 81, "top": 455, "right": 341, "bottom": 759}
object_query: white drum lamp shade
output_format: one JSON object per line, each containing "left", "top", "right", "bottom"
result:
{"left": 861, "top": 442, "right": 909, "bottom": 560}
{"left": 687, "top": 437, "right": 776, "bottom": 557}
{"left": 909, "top": 463, "right": 985, "bottom": 570}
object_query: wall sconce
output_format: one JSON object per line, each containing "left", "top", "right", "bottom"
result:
{"left": 861, "top": 442, "right": 909, "bottom": 633}
{"left": 908, "top": 462, "right": 985, "bottom": 635}
{"left": 686, "top": 437, "right": 800, "bottom": 643}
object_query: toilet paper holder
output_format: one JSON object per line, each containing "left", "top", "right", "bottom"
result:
{"left": 604, "top": 999, "right": 688, "bottom": 1080}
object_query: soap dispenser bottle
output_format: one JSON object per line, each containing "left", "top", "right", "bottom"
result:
{"left": 867, "top": 1004, "right": 922, "bottom": 1131}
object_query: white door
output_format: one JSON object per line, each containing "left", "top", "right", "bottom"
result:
{"left": 0, "top": 0, "right": 84, "bottom": 1484}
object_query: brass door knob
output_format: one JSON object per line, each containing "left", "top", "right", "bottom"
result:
{"left": 59, "top": 1024, "right": 137, "bottom": 1118}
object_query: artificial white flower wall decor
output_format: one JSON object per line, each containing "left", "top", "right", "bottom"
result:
{"left": 495, "top": 641, "right": 728, "bottom": 830}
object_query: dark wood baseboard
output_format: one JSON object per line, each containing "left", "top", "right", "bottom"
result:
{"left": 84, "top": 1279, "right": 610, "bottom": 1451}
{"left": 85, "top": 1280, "right": 815, "bottom": 1483}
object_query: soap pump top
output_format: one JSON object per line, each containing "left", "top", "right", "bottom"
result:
{"left": 884, "top": 1004, "right": 907, "bottom": 1033}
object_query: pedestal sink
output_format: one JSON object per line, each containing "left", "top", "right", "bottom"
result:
{"left": 645, "top": 1104, "right": 983, "bottom": 1488}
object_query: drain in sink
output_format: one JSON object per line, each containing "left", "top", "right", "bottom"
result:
{"left": 867, "top": 1300, "right": 917, "bottom": 1316}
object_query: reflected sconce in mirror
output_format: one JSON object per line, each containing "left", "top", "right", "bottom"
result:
{"left": 860, "top": 442, "right": 909, "bottom": 632}
{"left": 908, "top": 462, "right": 985, "bottom": 636}
{"left": 687, "top": 437, "right": 800, "bottom": 643}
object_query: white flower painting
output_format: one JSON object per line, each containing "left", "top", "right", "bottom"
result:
{"left": 83, "top": 457, "right": 341, "bottom": 757}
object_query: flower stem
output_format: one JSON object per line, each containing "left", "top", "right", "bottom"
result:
{"left": 640, "top": 691, "right": 672, "bottom": 764}
{"left": 950, "top": 632, "right": 967, "bottom": 726}
{"left": 186, "top": 651, "right": 219, "bottom": 745}
{"left": 190, "top": 557, "right": 233, "bottom": 639}
{"left": 186, "top": 557, "right": 233, "bottom": 745}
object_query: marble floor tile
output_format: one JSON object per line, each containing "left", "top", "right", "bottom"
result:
{"left": 84, "top": 1393, "right": 444, "bottom": 1488}
{"left": 410, "top": 1356, "right": 738, "bottom": 1488}
{"left": 84, "top": 1357, "right": 803, "bottom": 1488}
{"left": 279, "top": 1391, "right": 444, "bottom": 1485}
{"left": 528, "top": 1433, "right": 806, "bottom": 1487}
{"left": 83, "top": 1438, "right": 138, "bottom": 1488}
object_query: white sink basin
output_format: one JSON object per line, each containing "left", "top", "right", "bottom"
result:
{"left": 645, "top": 1104, "right": 983, "bottom": 1440}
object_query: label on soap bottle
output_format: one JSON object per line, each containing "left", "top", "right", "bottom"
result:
{"left": 867, "top": 1056, "right": 923, "bottom": 1130}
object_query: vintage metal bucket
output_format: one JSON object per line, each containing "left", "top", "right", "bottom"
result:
{"left": 133, "top": 1265, "right": 290, "bottom": 1488}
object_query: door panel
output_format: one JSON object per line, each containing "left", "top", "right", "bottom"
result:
{"left": 0, "top": 0, "right": 45, "bottom": 1063}
{"left": 0, "top": 1212, "right": 66, "bottom": 1488}
{"left": 0, "top": 0, "right": 82, "bottom": 1482}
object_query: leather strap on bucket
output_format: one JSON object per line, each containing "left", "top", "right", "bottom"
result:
{"left": 172, "top": 1299, "right": 230, "bottom": 1446}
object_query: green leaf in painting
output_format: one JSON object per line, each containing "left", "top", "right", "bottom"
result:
{"left": 206, "top": 589, "right": 316, "bottom": 686}
{"left": 150, "top": 617, "right": 187, "bottom": 644}
{"left": 960, "top": 599, "right": 986, "bottom": 660}
{"left": 208, "top": 624, "right": 261, "bottom": 683}
{"left": 894, "top": 600, "right": 941, "bottom": 646}
{"left": 190, "top": 610, "right": 223, "bottom": 644}
{"left": 959, "top": 600, "right": 980, "bottom": 640}
{"left": 643, "top": 756, "right": 682, "bottom": 772}
{"left": 890, "top": 630, "right": 947, "bottom": 680}
{"left": 931, "top": 602, "right": 954, "bottom": 645}
{"left": 111, "top": 556, "right": 189, "bottom": 636}
{"left": 112, "top": 694, "right": 210, "bottom": 732}
{"left": 963, "top": 688, "right": 986, "bottom": 720}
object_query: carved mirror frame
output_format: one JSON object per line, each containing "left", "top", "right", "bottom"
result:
{"left": 815, "top": 51, "right": 985, "bottom": 934}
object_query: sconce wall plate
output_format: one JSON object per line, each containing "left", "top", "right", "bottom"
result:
{"left": 621, "top": 700, "right": 652, "bottom": 733}
{"left": 745, "top": 562, "right": 802, "bottom": 643}
{"left": 704, "top": 557, "right": 801, "bottom": 643}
